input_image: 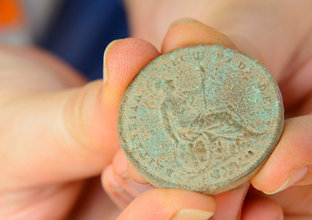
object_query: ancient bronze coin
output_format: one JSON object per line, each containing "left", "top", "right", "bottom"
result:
{"left": 117, "top": 45, "right": 284, "bottom": 195}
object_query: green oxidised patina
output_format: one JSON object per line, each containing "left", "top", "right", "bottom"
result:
{"left": 118, "top": 45, "right": 284, "bottom": 195}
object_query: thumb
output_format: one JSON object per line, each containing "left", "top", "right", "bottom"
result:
{"left": 0, "top": 38, "right": 159, "bottom": 189}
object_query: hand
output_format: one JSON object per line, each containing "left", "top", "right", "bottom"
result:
{"left": 0, "top": 40, "right": 218, "bottom": 219}
{"left": 0, "top": 44, "right": 126, "bottom": 219}
{"left": 105, "top": 0, "right": 312, "bottom": 219}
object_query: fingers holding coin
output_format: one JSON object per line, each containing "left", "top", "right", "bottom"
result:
{"left": 116, "top": 188, "right": 216, "bottom": 220}
{"left": 251, "top": 115, "right": 312, "bottom": 194}
{"left": 102, "top": 149, "right": 154, "bottom": 209}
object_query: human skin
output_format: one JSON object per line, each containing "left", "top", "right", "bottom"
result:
{"left": 105, "top": 0, "right": 312, "bottom": 219}
{"left": 0, "top": 0, "right": 312, "bottom": 220}
{"left": 0, "top": 32, "right": 218, "bottom": 220}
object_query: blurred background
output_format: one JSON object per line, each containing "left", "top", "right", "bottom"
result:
{"left": 0, "top": 0, "right": 129, "bottom": 80}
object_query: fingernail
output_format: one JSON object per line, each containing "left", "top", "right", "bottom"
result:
{"left": 110, "top": 175, "right": 134, "bottom": 204}
{"left": 264, "top": 167, "right": 308, "bottom": 195}
{"left": 103, "top": 39, "right": 121, "bottom": 85}
{"left": 169, "top": 17, "right": 199, "bottom": 29}
{"left": 110, "top": 173, "right": 124, "bottom": 193}
{"left": 125, "top": 178, "right": 155, "bottom": 197}
{"left": 121, "top": 172, "right": 129, "bottom": 178}
{"left": 171, "top": 209, "right": 214, "bottom": 220}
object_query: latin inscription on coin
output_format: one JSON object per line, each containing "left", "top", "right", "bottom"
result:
{"left": 118, "top": 45, "right": 284, "bottom": 194}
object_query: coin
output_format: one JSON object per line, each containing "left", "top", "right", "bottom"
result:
{"left": 117, "top": 45, "right": 284, "bottom": 195}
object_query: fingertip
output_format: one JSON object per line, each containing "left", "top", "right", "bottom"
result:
{"left": 103, "top": 38, "right": 159, "bottom": 88}
{"left": 253, "top": 166, "right": 308, "bottom": 195}
{"left": 161, "top": 18, "right": 236, "bottom": 54}
{"left": 102, "top": 38, "right": 160, "bottom": 106}
{"left": 117, "top": 189, "right": 216, "bottom": 220}
{"left": 102, "top": 165, "right": 121, "bottom": 194}
{"left": 113, "top": 149, "right": 129, "bottom": 178}
{"left": 112, "top": 149, "right": 149, "bottom": 185}
{"left": 102, "top": 165, "right": 133, "bottom": 209}
{"left": 251, "top": 116, "right": 312, "bottom": 193}
{"left": 250, "top": 156, "right": 286, "bottom": 193}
